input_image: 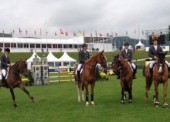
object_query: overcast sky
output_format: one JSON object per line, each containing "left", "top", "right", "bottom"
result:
{"left": 0, "top": 0, "right": 170, "bottom": 38}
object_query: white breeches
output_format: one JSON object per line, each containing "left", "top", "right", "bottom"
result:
{"left": 77, "top": 64, "right": 83, "bottom": 71}
{"left": 131, "top": 63, "right": 136, "bottom": 69}
{"left": 0, "top": 69, "right": 8, "bottom": 80}
{"left": 150, "top": 60, "right": 170, "bottom": 68}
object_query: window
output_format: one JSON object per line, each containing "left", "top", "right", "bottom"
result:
{"left": 53, "top": 44, "right": 57, "bottom": 48}
{"left": 24, "top": 43, "right": 29, "bottom": 48}
{"left": 58, "top": 44, "right": 62, "bottom": 48}
{"left": 11, "top": 43, "right": 16, "bottom": 48}
{"left": 18, "top": 43, "right": 23, "bottom": 48}
{"left": 69, "top": 44, "right": 72, "bottom": 48}
{"left": 30, "top": 44, "right": 35, "bottom": 48}
{"left": 47, "top": 44, "right": 51, "bottom": 48}
{"left": 0, "top": 43, "right": 3, "bottom": 47}
{"left": 36, "top": 44, "right": 40, "bottom": 48}
{"left": 42, "top": 44, "right": 46, "bottom": 48}
{"left": 5, "top": 43, "right": 10, "bottom": 47}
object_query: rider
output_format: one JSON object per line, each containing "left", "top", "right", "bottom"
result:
{"left": 77, "top": 43, "right": 90, "bottom": 81}
{"left": 1, "top": 48, "right": 11, "bottom": 82}
{"left": 148, "top": 36, "right": 170, "bottom": 75}
{"left": 117, "top": 42, "right": 137, "bottom": 79}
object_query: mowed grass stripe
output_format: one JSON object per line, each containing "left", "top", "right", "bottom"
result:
{"left": 0, "top": 70, "right": 170, "bottom": 122}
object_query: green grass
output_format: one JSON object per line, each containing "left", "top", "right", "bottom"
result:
{"left": 0, "top": 70, "right": 170, "bottom": 122}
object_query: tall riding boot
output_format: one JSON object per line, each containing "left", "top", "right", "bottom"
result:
{"left": 116, "top": 72, "right": 120, "bottom": 79}
{"left": 77, "top": 71, "right": 81, "bottom": 81}
{"left": 133, "top": 68, "right": 136, "bottom": 79}
{"left": 150, "top": 68, "right": 153, "bottom": 77}
{"left": 168, "top": 67, "right": 170, "bottom": 78}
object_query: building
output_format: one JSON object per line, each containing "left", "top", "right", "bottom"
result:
{"left": 0, "top": 36, "right": 113, "bottom": 52}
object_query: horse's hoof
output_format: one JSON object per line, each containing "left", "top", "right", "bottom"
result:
{"left": 129, "top": 99, "right": 132, "bottom": 103}
{"left": 85, "top": 102, "right": 89, "bottom": 106}
{"left": 91, "top": 101, "right": 95, "bottom": 105}
{"left": 13, "top": 104, "right": 17, "bottom": 108}
{"left": 163, "top": 103, "right": 168, "bottom": 108}
{"left": 121, "top": 100, "right": 125, "bottom": 104}
{"left": 155, "top": 104, "right": 159, "bottom": 107}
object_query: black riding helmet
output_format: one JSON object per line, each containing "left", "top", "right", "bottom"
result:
{"left": 5, "top": 48, "right": 10, "bottom": 53}
{"left": 82, "top": 43, "right": 87, "bottom": 48}
{"left": 124, "top": 42, "right": 129, "bottom": 46}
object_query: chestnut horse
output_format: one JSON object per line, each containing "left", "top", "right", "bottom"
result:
{"left": 74, "top": 51, "right": 107, "bottom": 106}
{"left": 144, "top": 52, "right": 168, "bottom": 107}
{"left": 112, "top": 54, "right": 133, "bottom": 103}
{"left": 0, "top": 60, "right": 34, "bottom": 108}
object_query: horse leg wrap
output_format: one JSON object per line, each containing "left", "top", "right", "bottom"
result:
{"left": 91, "top": 93, "right": 94, "bottom": 102}
{"left": 86, "top": 94, "right": 89, "bottom": 102}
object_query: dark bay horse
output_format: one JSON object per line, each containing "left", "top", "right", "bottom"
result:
{"left": 112, "top": 54, "right": 133, "bottom": 103}
{"left": 144, "top": 52, "right": 168, "bottom": 107}
{"left": 74, "top": 50, "right": 107, "bottom": 106}
{"left": 0, "top": 60, "right": 34, "bottom": 108}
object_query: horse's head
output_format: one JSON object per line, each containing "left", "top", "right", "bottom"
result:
{"left": 96, "top": 50, "right": 107, "bottom": 69}
{"left": 112, "top": 54, "right": 121, "bottom": 74}
{"left": 17, "top": 60, "right": 29, "bottom": 77}
{"left": 157, "top": 51, "right": 167, "bottom": 64}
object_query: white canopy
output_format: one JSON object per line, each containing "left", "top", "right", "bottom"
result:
{"left": 46, "top": 51, "right": 59, "bottom": 62}
{"left": 135, "top": 40, "right": 145, "bottom": 50}
{"left": 26, "top": 51, "right": 40, "bottom": 70}
{"left": 46, "top": 51, "right": 61, "bottom": 67}
{"left": 58, "top": 52, "right": 76, "bottom": 66}
{"left": 27, "top": 51, "right": 40, "bottom": 62}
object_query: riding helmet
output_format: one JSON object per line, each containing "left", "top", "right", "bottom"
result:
{"left": 5, "top": 48, "right": 10, "bottom": 53}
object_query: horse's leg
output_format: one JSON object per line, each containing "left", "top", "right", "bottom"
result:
{"left": 77, "top": 82, "right": 81, "bottom": 102}
{"left": 9, "top": 86, "right": 17, "bottom": 108}
{"left": 91, "top": 82, "right": 95, "bottom": 105}
{"left": 120, "top": 81, "right": 125, "bottom": 103}
{"left": 163, "top": 81, "right": 168, "bottom": 107}
{"left": 144, "top": 77, "right": 150, "bottom": 102}
{"left": 19, "top": 83, "right": 34, "bottom": 102}
{"left": 81, "top": 83, "right": 85, "bottom": 102}
{"left": 84, "top": 82, "right": 89, "bottom": 106}
{"left": 153, "top": 81, "right": 159, "bottom": 106}
{"left": 128, "top": 81, "right": 132, "bottom": 102}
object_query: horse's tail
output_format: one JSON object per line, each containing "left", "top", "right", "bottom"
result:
{"left": 143, "top": 66, "right": 146, "bottom": 76}
{"left": 144, "top": 65, "right": 153, "bottom": 90}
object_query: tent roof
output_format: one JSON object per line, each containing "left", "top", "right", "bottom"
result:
{"left": 27, "top": 51, "right": 40, "bottom": 62}
{"left": 58, "top": 52, "right": 76, "bottom": 62}
{"left": 135, "top": 40, "right": 145, "bottom": 46}
{"left": 46, "top": 51, "right": 59, "bottom": 62}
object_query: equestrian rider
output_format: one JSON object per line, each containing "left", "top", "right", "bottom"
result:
{"left": 148, "top": 36, "right": 170, "bottom": 74}
{"left": 1, "top": 48, "right": 11, "bottom": 80}
{"left": 77, "top": 43, "right": 90, "bottom": 81}
{"left": 117, "top": 42, "right": 137, "bottom": 79}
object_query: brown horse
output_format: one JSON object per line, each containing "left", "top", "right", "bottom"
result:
{"left": 0, "top": 60, "right": 34, "bottom": 108}
{"left": 74, "top": 50, "right": 107, "bottom": 106}
{"left": 144, "top": 52, "right": 168, "bottom": 107}
{"left": 112, "top": 54, "right": 133, "bottom": 103}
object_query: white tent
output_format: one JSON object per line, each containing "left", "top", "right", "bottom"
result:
{"left": 135, "top": 40, "right": 145, "bottom": 50}
{"left": 58, "top": 52, "right": 77, "bottom": 66}
{"left": 46, "top": 51, "right": 60, "bottom": 67}
{"left": 26, "top": 51, "right": 40, "bottom": 70}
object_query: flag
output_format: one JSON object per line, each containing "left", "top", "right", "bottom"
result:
{"left": 106, "top": 33, "right": 109, "bottom": 37}
{"left": 65, "top": 32, "right": 68, "bottom": 36}
{"left": 19, "top": 28, "right": 22, "bottom": 34}
{"left": 115, "top": 33, "right": 118, "bottom": 36}
{"left": 25, "top": 30, "right": 27, "bottom": 35}
{"left": 60, "top": 29, "right": 64, "bottom": 34}
{"left": 99, "top": 33, "right": 102, "bottom": 37}
{"left": 95, "top": 31, "right": 97, "bottom": 37}
{"left": 73, "top": 32, "right": 76, "bottom": 36}
{"left": 2, "top": 30, "right": 4, "bottom": 34}
{"left": 126, "top": 31, "right": 128, "bottom": 36}
{"left": 12, "top": 30, "right": 15, "bottom": 34}
{"left": 134, "top": 30, "right": 136, "bottom": 34}
{"left": 55, "top": 32, "right": 57, "bottom": 36}
{"left": 142, "top": 30, "right": 144, "bottom": 35}
{"left": 46, "top": 31, "right": 48, "bottom": 35}
{"left": 34, "top": 30, "right": 36, "bottom": 35}
{"left": 40, "top": 28, "right": 42, "bottom": 35}
{"left": 90, "top": 33, "right": 93, "bottom": 37}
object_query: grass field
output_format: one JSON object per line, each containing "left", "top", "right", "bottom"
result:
{"left": 0, "top": 70, "right": 170, "bottom": 122}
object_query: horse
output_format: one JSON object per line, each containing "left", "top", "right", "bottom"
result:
{"left": 74, "top": 50, "right": 107, "bottom": 106}
{"left": 0, "top": 60, "right": 34, "bottom": 108}
{"left": 112, "top": 54, "right": 133, "bottom": 103}
{"left": 143, "top": 51, "right": 168, "bottom": 107}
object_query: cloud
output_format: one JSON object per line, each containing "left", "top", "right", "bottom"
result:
{"left": 0, "top": 0, "right": 169, "bottom": 38}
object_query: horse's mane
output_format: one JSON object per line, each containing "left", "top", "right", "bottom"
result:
{"left": 10, "top": 61, "right": 21, "bottom": 70}
{"left": 85, "top": 52, "right": 101, "bottom": 64}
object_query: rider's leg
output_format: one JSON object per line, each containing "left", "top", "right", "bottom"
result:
{"left": 77, "top": 64, "right": 82, "bottom": 81}
{"left": 131, "top": 63, "right": 137, "bottom": 79}
{"left": 149, "top": 61, "right": 156, "bottom": 76}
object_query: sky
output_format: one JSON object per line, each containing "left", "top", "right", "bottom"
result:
{"left": 0, "top": 0, "right": 170, "bottom": 39}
